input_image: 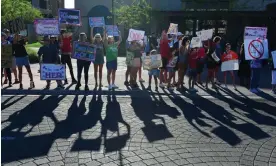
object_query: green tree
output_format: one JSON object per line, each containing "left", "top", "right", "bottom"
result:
{"left": 1, "top": 0, "right": 42, "bottom": 27}
{"left": 114, "top": 0, "right": 151, "bottom": 29}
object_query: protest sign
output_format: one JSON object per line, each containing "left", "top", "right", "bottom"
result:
{"left": 106, "top": 25, "right": 119, "bottom": 36}
{"left": 34, "top": 19, "right": 60, "bottom": 35}
{"left": 167, "top": 56, "right": 178, "bottom": 68}
{"left": 142, "top": 55, "right": 151, "bottom": 70}
{"left": 142, "top": 54, "right": 162, "bottom": 70}
{"left": 127, "top": 29, "right": 145, "bottom": 41}
{"left": 272, "top": 51, "right": 276, "bottom": 68}
{"left": 8, "top": 17, "right": 25, "bottom": 34}
{"left": 244, "top": 27, "right": 267, "bottom": 40}
{"left": 211, "top": 51, "right": 220, "bottom": 62}
{"left": 89, "top": 17, "right": 105, "bottom": 27}
{"left": 126, "top": 51, "right": 134, "bottom": 66}
{"left": 221, "top": 60, "right": 239, "bottom": 72}
{"left": 196, "top": 29, "right": 213, "bottom": 41}
{"left": 1, "top": 45, "right": 13, "bottom": 68}
{"left": 167, "top": 23, "right": 178, "bottom": 34}
{"left": 40, "top": 64, "right": 66, "bottom": 80}
{"left": 73, "top": 42, "right": 96, "bottom": 62}
{"left": 58, "top": 9, "right": 81, "bottom": 26}
{"left": 244, "top": 39, "right": 269, "bottom": 60}
{"left": 190, "top": 37, "right": 202, "bottom": 48}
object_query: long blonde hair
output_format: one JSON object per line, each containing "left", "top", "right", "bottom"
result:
{"left": 93, "top": 33, "right": 102, "bottom": 44}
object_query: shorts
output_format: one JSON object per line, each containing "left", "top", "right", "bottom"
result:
{"left": 106, "top": 60, "right": 117, "bottom": 70}
{"left": 272, "top": 71, "right": 276, "bottom": 85}
{"left": 188, "top": 68, "right": 197, "bottom": 78}
{"left": 148, "top": 69, "right": 160, "bottom": 76}
{"left": 12, "top": 57, "right": 16, "bottom": 68}
{"left": 167, "top": 67, "right": 175, "bottom": 73}
{"left": 161, "top": 57, "right": 168, "bottom": 69}
{"left": 15, "top": 56, "right": 30, "bottom": 67}
{"left": 132, "top": 58, "right": 141, "bottom": 67}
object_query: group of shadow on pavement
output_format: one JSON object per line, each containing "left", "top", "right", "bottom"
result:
{"left": 1, "top": 82, "right": 276, "bottom": 164}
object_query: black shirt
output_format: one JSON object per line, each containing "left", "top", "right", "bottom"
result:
{"left": 149, "top": 36, "right": 157, "bottom": 50}
{"left": 12, "top": 39, "right": 28, "bottom": 57}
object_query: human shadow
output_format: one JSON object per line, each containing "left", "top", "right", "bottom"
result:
{"left": 1, "top": 95, "right": 26, "bottom": 110}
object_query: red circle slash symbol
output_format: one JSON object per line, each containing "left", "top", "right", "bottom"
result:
{"left": 248, "top": 40, "right": 264, "bottom": 59}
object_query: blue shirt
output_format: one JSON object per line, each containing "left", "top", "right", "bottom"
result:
{"left": 38, "top": 44, "right": 59, "bottom": 63}
{"left": 250, "top": 59, "right": 262, "bottom": 68}
{"left": 215, "top": 44, "right": 222, "bottom": 58}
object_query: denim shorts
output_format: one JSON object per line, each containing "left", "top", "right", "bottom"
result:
{"left": 106, "top": 60, "right": 117, "bottom": 70}
{"left": 15, "top": 56, "right": 30, "bottom": 67}
{"left": 167, "top": 67, "right": 175, "bottom": 73}
{"left": 148, "top": 69, "right": 160, "bottom": 76}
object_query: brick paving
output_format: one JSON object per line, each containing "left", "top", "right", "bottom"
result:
{"left": 1, "top": 93, "right": 276, "bottom": 166}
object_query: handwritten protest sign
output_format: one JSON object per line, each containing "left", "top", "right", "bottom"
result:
{"left": 127, "top": 29, "right": 145, "bottom": 41}
{"left": 73, "top": 42, "right": 96, "bottom": 62}
{"left": 244, "top": 39, "right": 269, "bottom": 60}
{"left": 106, "top": 25, "right": 119, "bottom": 36}
{"left": 211, "top": 51, "right": 220, "bottom": 62}
{"left": 40, "top": 64, "right": 66, "bottom": 80}
{"left": 221, "top": 51, "right": 239, "bottom": 72}
{"left": 190, "top": 37, "right": 202, "bottom": 48}
{"left": 167, "top": 56, "right": 178, "bottom": 68}
{"left": 1, "top": 45, "right": 13, "bottom": 68}
{"left": 8, "top": 17, "right": 25, "bottom": 34}
{"left": 272, "top": 51, "right": 276, "bottom": 68}
{"left": 58, "top": 9, "right": 81, "bottom": 26}
{"left": 196, "top": 29, "right": 213, "bottom": 41}
{"left": 126, "top": 51, "right": 134, "bottom": 66}
{"left": 142, "top": 54, "right": 162, "bottom": 70}
{"left": 167, "top": 23, "right": 178, "bottom": 34}
{"left": 34, "top": 19, "right": 60, "bottom": 35}
{"left": 244, "top": 27, "right": 267, "bottom": 40}
{"left": 89, "top": 17, "right": 105, "bottom": 27}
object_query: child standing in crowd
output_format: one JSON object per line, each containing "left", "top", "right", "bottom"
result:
{"left": 188, "top": 48, "right": 199, "bottom": 92}
{"left": 167, "top": 48, "right": 177, "bottom": 90}
{"left": 75, "top": 33, "right": 91, "bottom": 91}
{"left": 196, "top": 43, "right": 207, "bottom": 85}
{"left": 213, "top": 36, "right": 222, "bottom": 84}
{"left": 12, "top": 34, "right": 35, "bottom": 89}
{"left": 146, "top": 50, "right": 159, "bottom": 91}
{"left": 1, "top": 32, "right": 12, "bottom": 87}
{"left": 103, "top": 28, "right": 122, "bottom": 90}
{"left": 38, "top": 36, "right": 63, "bottom": 89}
{"left": 60, "top": 30, "right": 77, "bottom": 84}
{"left": 177, "top": 37, "right": 190, "bottom": 90}
{"left": 159, "top": 30, "right": 170, "bottom": 88}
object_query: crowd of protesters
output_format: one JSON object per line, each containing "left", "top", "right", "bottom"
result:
{"left": 1, "top": 27, "right": 276, "bottom": 94}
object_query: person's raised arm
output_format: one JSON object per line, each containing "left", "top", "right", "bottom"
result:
{"left": 116, "top": 31, "right": 122, "bottom": 47}
{"left": 90, "top": 27, "right": 94, "bottom": 43}
{"left": 103, "top": 27, "right": 108, "bottom": 47}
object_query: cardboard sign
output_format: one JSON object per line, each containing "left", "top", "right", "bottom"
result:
{"left": 1, "top": 45, "right": 13, "bottom": 68}
{"left": 142, "top": 55, "right": 151, "bottom": 70}
{"left": 142, "top": 54, "right": 162, "bottom": 70}
{"left": 167, "top": 23, "right": 178, "bottom": 34}
{"left": 190, "top": 37, "right": 202, "bottom": 48}
{"left": 221, "top": 60, "right": 239, "bottom": 72}
{"left": 244, "top": 39, "right": 269, "bottom": 60}
{"left": 89, "top": 17, "right": 105, "bottom": 27}
{"left": 73, "top": 42, "right": 96, "bottom": 62}
{"left": 126, "top": 51, "right": 134, "bottom": 66}
{"left": 211, "top": 51, "right": 220, "bottom": 62}
{"left": 167, "top": 56, "right": 178, "bottom": 68}
{"left": 127, "top": 29, "right": 145, "bottom": 41}
{"left": 106, "top": 25, "right": 119, "bottom": 36}
{"left": 34, "top": 19, "right": 60, "bottom": 35}
{"left": 196, "top": 29, "right": 213, "bottom": 41}
{"left": 272, "top": 51, "right": 276, "bottom": 68}
{"left": 244, "top": 27, "right": 267, "bottom": 40}
{"left": 58, "top": 9, "right": 81, "bottom": 26}
{"left": 40, "top": 64, "right": 66, "bottom": 80}
{"left": 8, "top": 17, "right": 25, "bottom": 34}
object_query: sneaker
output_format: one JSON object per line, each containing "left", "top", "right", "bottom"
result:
{"left": 250, "top": 88, "right": 259, "bottom": 93}
{"left": 75, "top": 84, "right": 81, "bottom": 90}
{"left": 19, "top": 83, "right": 23, "bottom": 89}
{"left": 112, "top": 84, "right": 119, "bottom": 89}
{"left": 139, "top": 78, "right": 145, "bottom": 83}
{"left": 85, "top": 85, "right": 89, "bottom": 91}
{"left": 223, "top": 84, "right": 228, "bottom": 89}
{"left": 146, "top": 86, "right": 151, "bottom": 91}
{"left": 3, "top": 79, "right": 7, "bottom": 84}
{"left": 124, "top": 81, "right": 129, "bottom": 86}
{"left": 233, "top": 85, "right": 237, "bottom": 90}
{"left": 56, "top": 85, "right": 64, "bottom": 90}
{"left": 30, "top": 81, "right": 35, "bottom": 89}
{"left": 159, "top": 83, "right": 165, "bottom": 88}
{"left": 13, "top": 79, "right": 20, "bottom": 84}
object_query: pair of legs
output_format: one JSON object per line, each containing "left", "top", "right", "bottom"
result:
{"left": 94, "top": 64, "right": 103, "bottom": 87}
{"left": 4, "top": 68, "right": 18, "bottom": 84}
{"left": 61, "top": 54, "right": 76, "bottom": 84}
{"left": 2, "top": 68, "right": 12, "bottom": 86}
{"left": 214, "top": 65, "right": 221, "bottom": 83}
{"left": 188, "top": 69, "right": 197, "bottom": 90}
{"left": 130, "top": 66, "right": 139, "bottom": 86}
{"left": 46, "top": 80, "right": 63, "bottom": 89}
{"left": 223, "top": 71, "right": 236, "bottom": 89}
{"left": 250, "top": 68, "right": 261, "bottom": 92}
{"left": 15, "top": 56, "right": 34, "bottom": 89}
{"left": 76, "top": 60, "right": 91, "bottom": 90}
{"left": 159, "top": 58, "right": 168, "bottom": 86}
{"left": 107, "top": 60, "right": 118, "bottom": 88}
{"left": 147, "top": 69, "right": 159, "bottom": 90}
{"left": 167, "top": 68, "right": 175, "bottom": 89}
{"left": 206, "top": 68, "right": 216, "bottom": 89}
{"left": 177, "top": 63, "right": 187, "bottom": 89}
{"left": 138, "top": 66, "right": 144, "bottom": 82}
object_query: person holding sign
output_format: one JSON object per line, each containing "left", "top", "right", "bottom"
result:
{"left": 91, "top": 28, "right": 105, "bottom": 88}
{"left": 146, "top": 50, "right": 160, "bottom": 91}
{"left": 75, "top": 33, "right": 91, "bottom": 91}
{"left": 205, "top": 39, "right": 218, "bottom": 90}
{"left": 38, "top": 36, "right": 64, "bottom": 89}
{"left": 159, "top": 30, "right": 170, "bottom": 88}
{"left": 1, "top": 32, "right": 12, "bottom": 87}
{"left": 103, "top": 28, "right": 122, "bottom": 90}
{"left": 221, "top": 43, "right": 238, "bottom": 90}
{"left": 12, "top": 34, "right": 35, "bottom": 89}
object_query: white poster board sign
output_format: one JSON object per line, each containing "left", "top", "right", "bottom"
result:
{"left": 244, "top": 39, "right": 269, "bottom": 60}
{"left": 196, "top": 29, "right": 213, "bottom": 41}
{"left": 221, "top": 60, "right": 239, "bottom": 72}
{"left": 272, "top": 51, "right": 276, "bottom": 68}
{"left": 211, "top": 51, "right": 220, "bottom": 62}
{"left": 167, "top": 23, "right": 178, "bottom": 34}
{"left": 127, "top": 29, "right": 145, "bottom": 41}
{"left": 190, "top": 37, "right": 202, "bottom": 48}
{"left": 34, "top": 19, "right": 60, "bottom": 35}
{"left": 142, "top": 54, "right": 162, "bottom": 70}
{"left": 40, "top": 64, "right": 66, "bottom": 80}
{"left": 244, "top": 27, "right": 267, "bottom": 40}
{"left": 167, "top": 56, "right": 178, "bottom": 68}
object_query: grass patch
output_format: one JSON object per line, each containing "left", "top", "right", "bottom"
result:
{"left": 26, "top": 42, "right": 42, "bottom": 48}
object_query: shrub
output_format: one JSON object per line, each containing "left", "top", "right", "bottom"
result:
{"left": 26, "top": 47, "right": 39, "bottom": 64}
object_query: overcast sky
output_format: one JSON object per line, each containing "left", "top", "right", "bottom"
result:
{"left": 64, "top": 0, "right": 75, "bottom": 9}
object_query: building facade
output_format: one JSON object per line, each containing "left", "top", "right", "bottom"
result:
{"left": 32, "top": 0, "right": 64, "bottom": 17}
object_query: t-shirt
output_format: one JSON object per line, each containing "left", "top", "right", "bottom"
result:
{"left": 189, "top": 50, "right": 198, "bottom": 69}
{"left": 12, "top": 39, "right": 28, "bottom": 57}
{"left": 160, "top": 39, "right": 170, "bottom": 59}
{"left": 197, "top": 47, "right": 206, "bottom": 59}
{"left": 61, "top": 36, "right": 72, "bottom": 53}
{"left": 106, "top": 44, "right": 118, "bottom": 62}
{"left": 38, "top": 44, "right": 59, "bottom": 63}
{"left": 215, "top": 43, "right": 222, "bottom": 58}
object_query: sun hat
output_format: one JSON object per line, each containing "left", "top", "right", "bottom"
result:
{"left": 95, "top": 33, "right": 101, "bottom": 38}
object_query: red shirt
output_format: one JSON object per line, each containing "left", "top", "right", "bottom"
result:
{"left": 160, "top": 39, "right": 170, "bottom": 59}
{"left": 197, "top": 47, "right": 205, "bottom": 59}
{"left": 61, "top": 36, "right": 72, "bottom": 53}
{"left": 189, "top": 50, "right": 198, "bottom": 69}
